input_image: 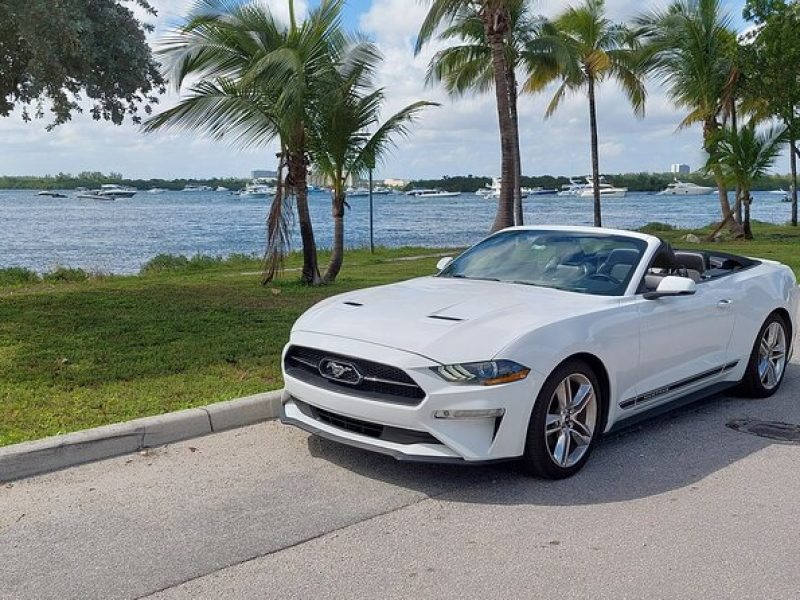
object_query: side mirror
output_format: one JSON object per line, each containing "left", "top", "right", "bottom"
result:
{"left": 436, "top": 256, "right": 453, "bottom": 272}
{"left": 644, "top": 275, "right": 697, "bottom": 300}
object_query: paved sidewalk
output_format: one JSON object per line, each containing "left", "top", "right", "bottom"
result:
{"left": 2, "top": 361, "right": 799, "bottom": 600}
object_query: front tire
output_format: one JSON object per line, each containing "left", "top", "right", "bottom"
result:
{"left": 738, "top": 313, "right": 789, "bottom": 398}
{"left": 522, "top": 359, "right": 601, "bottom": 479}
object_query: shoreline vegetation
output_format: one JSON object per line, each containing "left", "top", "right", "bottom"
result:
{"left": 2, "top": 171, "right": 796, "bottom": 193}
{"left": 1, "top": 221, "right": 799, "bottom": 447}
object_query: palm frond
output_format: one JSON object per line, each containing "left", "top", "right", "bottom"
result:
{"left": 351, "top": 100, "right": 439, "bottom": 180}
{"left": 141, "top": 79, "right": 279, "bottom": 148}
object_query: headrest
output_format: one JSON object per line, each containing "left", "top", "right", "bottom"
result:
{"left": 604, "top": 248, "right": 639, "bottom": 266}
{"left": 674, "top": 251, "right": 706, "bottom": 273}
{"left": 651, "top": 242, "right": 676, "bottom": 269}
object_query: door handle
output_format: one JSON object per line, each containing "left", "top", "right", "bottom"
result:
{"left": 717, "top": 299, "right": 733, "bottom": 309}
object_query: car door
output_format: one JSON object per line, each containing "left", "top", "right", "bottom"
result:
{"left": 625, "top": 276, "right": 737, "bottom": 413}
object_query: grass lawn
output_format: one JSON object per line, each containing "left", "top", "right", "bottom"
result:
{"left": 1, "top": 221, "right": 799, "bottom": 447}
{"left": 0, "top": 247, "right": 455, "bottom": 446}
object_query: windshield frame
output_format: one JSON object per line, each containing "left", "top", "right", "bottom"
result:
{"left": 437, "top": 229, "right": 650, "bottom": 297}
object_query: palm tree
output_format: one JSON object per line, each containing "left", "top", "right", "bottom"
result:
{"left": 310, "top": 55, "right": 436, "bottom": 282}
{"left": 424, "top": 0, "right": 540, "bottom": 226}
{"left": 144, "top": 0, "right": 353, "bottom": 285}
{"left": 417, "top": 0, "right": 519, "bottom": 232}
{"left": 637, "top": 0, "right": 740, "bottom": 235}
{"left": 706, "top": 123, "right": 785, "bottom": 239}
{"left": 523, "top": 0, "right": 645, "bottom": 228}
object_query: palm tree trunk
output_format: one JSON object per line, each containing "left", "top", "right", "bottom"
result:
{"left": 324, "top": 189, "right": 346, "bottom": 283}
{"left": 743, "top": 191, "right": 752, "bottom": 240}
{"left": 703, "top": 119, "right": 740, "bottom": 238}
{"left": 790, "top": 132, "right": 798, "bottom": 227}
{"left": 289, "top": 151, "right": 321, "bottom": 285}
{"left": 485, "top": 20, "right": 515, "bottom": 233}
{"left": 587, "top": 75, "right": 601, "bottom": 228}
{"left": 507, "top": 64, "right": 523, "bottom": 226}
{"left": 730, "top": 100, "right": 742, "bottom": 225}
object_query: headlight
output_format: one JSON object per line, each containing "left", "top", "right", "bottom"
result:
{"left": 431, "top": 360, "right": 530, "bottom": 385}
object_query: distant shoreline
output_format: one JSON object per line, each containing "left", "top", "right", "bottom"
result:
{"left": 1, "top": 171, "right": 794, "bottom": 193}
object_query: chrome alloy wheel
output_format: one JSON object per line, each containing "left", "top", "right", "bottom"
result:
{"left": 544, "top": 373, "right": 598, "bottom": 468}
{"left": 758, "top": 321, "right": 787, "bottom": 390}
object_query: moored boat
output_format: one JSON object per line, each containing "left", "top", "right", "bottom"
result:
{"left": 239, "top": 181, "right": 276, "bottom": 199}
{"left": 657, "top": 180, "right": 714, "bottom": 196}
{"left": 76, "top": 184, "right": 137, "bottom": 200}
{"left": 523, "top": 186, "right": 558, "bottom": 196}
{"left": 404, "top": 188, "right": 438, "bottom": 196}
{"left": 557, "top": 177, "right": 588, "bottom": 196}
{"left": 415, "top": 190, "right": 461, "bottom": 198}
{"left": 577, "top": 176, "right": 627, "bottom": 198}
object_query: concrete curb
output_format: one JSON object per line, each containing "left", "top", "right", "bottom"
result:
{"left": 0, "top": 390, "right": 283, "bottom": 483}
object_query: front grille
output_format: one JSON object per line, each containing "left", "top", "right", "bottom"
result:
{"left": 294, "top": 399, "right": 440, "bottom": 445}
{"left": 284, "top": 345, "right": 426, "bottom": 405}
{"left": 314, "top": 406, "right": 384, "bottom": 438}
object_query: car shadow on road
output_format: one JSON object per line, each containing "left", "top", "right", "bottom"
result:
{"left": 307, "top": 364, "right": 800, "bottom": 507}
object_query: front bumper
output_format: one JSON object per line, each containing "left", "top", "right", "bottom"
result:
{"left": 279, "top": 332, "right": 538, "bottom": 462}
{"left": 281, "top": 393, "right": 469, "bottom": 464}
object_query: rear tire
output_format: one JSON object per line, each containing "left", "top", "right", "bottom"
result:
{"left": 737, "top": 313, "right": 789, "bottom": 398}
{"left": 522, "top": 359, "right": 601, "bottom": 479}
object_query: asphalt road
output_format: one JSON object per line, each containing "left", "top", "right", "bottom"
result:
{"left": 2, "top": 368, "right": 799, "bottom": 599}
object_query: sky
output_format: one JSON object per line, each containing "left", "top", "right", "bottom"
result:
{"left": 0, "top": 0, "right": 769, "bottom": 181}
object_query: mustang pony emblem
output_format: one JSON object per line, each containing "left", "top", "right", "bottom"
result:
{"left": 318, "top": 358, "right": 363, "bottom": 385}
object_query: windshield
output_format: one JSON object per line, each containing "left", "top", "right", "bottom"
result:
{"left": 438, "top": 230, "right": 648, "bottom": 296}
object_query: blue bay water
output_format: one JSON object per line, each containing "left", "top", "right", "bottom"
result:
{"left": 0, "top": 188, "right": 793, "bottom": 274}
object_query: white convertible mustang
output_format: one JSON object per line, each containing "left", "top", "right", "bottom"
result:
{"left": 280, "top": 226, "right": 797, "bottom": 478}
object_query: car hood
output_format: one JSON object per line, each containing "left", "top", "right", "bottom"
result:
{"left": 293, "top": 277, "right": 617, "bottom": 364}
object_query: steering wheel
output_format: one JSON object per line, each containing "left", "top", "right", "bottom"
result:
{"left": 586, "top": 272, "right": 621, "bottom": 285}
{"left": 544, "top": 256, "right": 559, "bottom": 274}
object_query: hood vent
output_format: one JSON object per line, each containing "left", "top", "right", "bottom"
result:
{"left": 342, "top": 301, "right": 363, "bottom": 307}
{"left": 427, "top": 315, "right": 463, "bottom": 322}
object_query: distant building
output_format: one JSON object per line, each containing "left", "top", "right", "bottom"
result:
{"left": 670, "top": 163, "right": 691, "bottom": 175}
{"left": 382, "top": 178, "right": 409, "bottom": 188}
{"left": 251, "top": 169, "right": 277, "bottom": 179}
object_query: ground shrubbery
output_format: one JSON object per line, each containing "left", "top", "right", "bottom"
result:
{"left": 0, "top": 267, "right": 41, "bottom": 286}
{"left": 638, "top": 222, "right": 676, "bottom": 233}
{"left": 42, "top": 267, "right": 90, "bottom": 283}
{"left": 139, "top": 253, "right": 259, "bottom": 275}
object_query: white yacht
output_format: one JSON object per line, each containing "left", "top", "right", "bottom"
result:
{"left": 405, "top": 188, "right": 438, "bottom": 197}
{"left": 482, "top": 177, "right": 512, "bottom": 200}
{"left": 522, "top": 186, "right": 557, "bottom": 196}
{"left": 216, "top": 186, "right": 230, "bottom": 192}
{"left": 482, "top": 177, "right": 552, "bottom": 199}
{"left": 346, "top": 187, "right": 370, "bottom": 197}
{"left": 76, "top": 184, "right": 137, "bottom": 200}
{"left": 557, "top": 177, "right": 588, "bottom": 197}
{"left": 657, "top": 180, "right": 714, "bottom": 196}
{"left": 146, "top": 187, "right": 168, "bottom": 194}
{"left": 182, "top": 184, "right": 213, "bottom": 192}
{"left": 475, "top": 178, "right": 498, "bottom": 197}
{"left": 577, "top": 176, "right": 627, "bottom": 198}
{"left": 239, "top": 180, "right": 276, "bottom": 199}
{"left": 415, "top": 190, "right": 461, "bottom": 198}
